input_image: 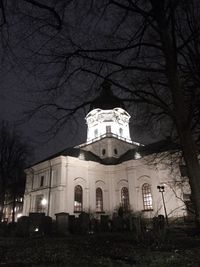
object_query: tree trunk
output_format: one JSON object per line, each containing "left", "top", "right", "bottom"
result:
{"left": 151, "top": 0, "right": 200, "bottom": 225}
{"left": 12, "top": 195, "right": 16, "bottom": 223}
{"left": 0, "top": 190, "right": 5, "bottom": 222}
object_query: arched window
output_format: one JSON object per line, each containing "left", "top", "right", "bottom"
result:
{"left": 121, "top": 187, "right": 129, "bottom": 211}
{"left": 142, "top": 183, "right": 153, "bottom": 210}
{"left": 74, "top": 185, "right": 83, "bottom": 212}
{"left": 96, "top": 188, "right": 103, "bottom": 212}
{"left": 102, "top": 149, "right": 106, "bottom": 155}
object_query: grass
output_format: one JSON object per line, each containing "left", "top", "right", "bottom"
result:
{"left": 0, "top": 232, "right": 200, "bottom": 266}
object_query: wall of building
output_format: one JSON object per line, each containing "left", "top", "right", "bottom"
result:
{"left": 23, "top": 153, "right": 187, "bottom": 220}
{"left": 81, "top": 137, "right": 136, "bottom": 159}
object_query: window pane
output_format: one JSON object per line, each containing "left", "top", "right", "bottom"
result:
{"left": 142, "top": 183, "right": 153, "bottom": 210}
{"left": 35, "top": 195, "right": 43, "bottom": 212}
{"left": 74, "top": 185, "right": 83, "bottom": 212}
{"left": 94, "top": 129, "right": 98, "bottom": 138}
{"left": 96, "top": 188, "right": 103, "bottom": 212}
{"left": 121, "top": 187, "right": 129, "bottom": 211}
{"left": 106, "top": 125, "right": 111, "bottom": 133}
{"left": 40, "top": 176, "right": 44, "bottom": 187}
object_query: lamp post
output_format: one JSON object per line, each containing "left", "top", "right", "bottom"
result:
{"left": 41, "top": 198, "right": 47, "bottom": 213}
{"left": 157, "top": 185, "right": 169, "bottom": 226}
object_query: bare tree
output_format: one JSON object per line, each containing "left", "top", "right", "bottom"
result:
{"left": 0, "top": 1, "right": 200, "bottom": 224}
{"left": 0, "top": 121, "right": 30, "bottom": 221}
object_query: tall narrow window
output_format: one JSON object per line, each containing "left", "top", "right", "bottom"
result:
{"left": 74, "top": 185, "right": 83, "bottom": 212}
{"left": 106, "top": 125, "right": 111, "bottom": 133}
{"left": 94, "top": 129, "right": 98, "bottom": 138}
{"left": 119, "top": 128, "right": 123, "bottom": 136}
{"left": 102, "top": 149, "right": 106, "bottom": 155}
{"left": 96, "top": 188, "right": 103, "bottom": 212}
{"left": 40, "top": 176, "right": 44, "bottom": 187}
{"left": 142, "top": 183, "right": 153, "bottom": 210}
{"left": 121, "top": 187, "right": 129, "bottom": 211}
{"left": 35, "top": 195, "right": 43, "bottom": 212}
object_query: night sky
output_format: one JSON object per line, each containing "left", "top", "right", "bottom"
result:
{"left": 0, "top": 1, "right": 168, "bottom": 163}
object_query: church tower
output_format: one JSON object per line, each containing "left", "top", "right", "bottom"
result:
{"left": 79, "top": 81, "right": 140, "bottom": 162}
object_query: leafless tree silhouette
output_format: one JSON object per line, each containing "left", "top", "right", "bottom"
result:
{"left": 0, "top": 121, "right": 31, "bottom": 221}
{"left": 0, "top": 1, "right": 200, "bottom": 223}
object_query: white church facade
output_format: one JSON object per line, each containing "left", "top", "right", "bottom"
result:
{"left": 23, "top": 82, "right": 191, "bottom": 221}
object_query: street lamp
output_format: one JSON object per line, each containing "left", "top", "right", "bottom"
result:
{"left": 41, "top": 198, "right": 47, "bottom": 213}
{"left": 157, "top": 185, "right": 169, "bottom": 226}
{"left": 41, "top": 198, "right": 47, "bottom": 206}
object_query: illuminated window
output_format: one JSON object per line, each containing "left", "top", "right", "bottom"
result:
{"left": 96, "top": 188, "right": 103, "bottom": 212}
{"left": 106, "top": 125, "right": 111, "bottom": 133}
{"left": 142, "top": 183, "right": 153, "bottom": 210}
{"left": 35, "top": 195, "right": 43, "bottom": 212}
{"left": 121, "top": 187, "right": 129, "bottom": 211}
{"left": 74, "top": 185, "right": 83, "bottom": 212}
{"left": 40, "top": 176, "right": 44, "bottom": 187}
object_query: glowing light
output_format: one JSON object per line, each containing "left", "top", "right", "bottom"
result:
{"left": 35, "top": 228, "right": 39, "bottom": 232}
{"left": 41, "top": 198, "right": 47, "bottom": 206}
{"left": 135, "top": 152, "right": 141, "bottom": 159}
{"left": 17, "top": 213, "right": 22, "bottom": 218}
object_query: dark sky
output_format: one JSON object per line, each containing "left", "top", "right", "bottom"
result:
{"left": 0, "top": 70, "right": 157, "bottom": 164}
{"left": 0, "top": 1, "right": 166, "bottom": 163}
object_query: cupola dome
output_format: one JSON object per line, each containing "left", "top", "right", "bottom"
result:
{"left": 89, "top": 81, "right": 125, "bottom": 111}
{"left": 85, "top": 81, "right": 131, "bottom": 143}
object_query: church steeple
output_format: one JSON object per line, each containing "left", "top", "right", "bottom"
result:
{"left": 89, "top": 81, "right": 126, "bottom": 111}
{"left": 86, "top": 82, "right": 131, "bottom": 143}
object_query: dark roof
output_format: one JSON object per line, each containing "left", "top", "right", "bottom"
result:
{"left": 29, "top": 147, "right": 103, "bottom": 168}
{"left": 89, "top": 81, "right": 126, "bottom": 111}
{"left": 118, "top": 138, "right": 180, "bottom": 164}
{"left": 28, "top": 138, "right": 179, "bottom": 168}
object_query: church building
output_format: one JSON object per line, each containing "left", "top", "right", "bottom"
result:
{"left": 23, "top": 82, "right": 190, "bottom": 221}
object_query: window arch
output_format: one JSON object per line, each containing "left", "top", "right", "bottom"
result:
{"left": 102, "top": 149, "right": 106, "bottom": 155}
{"left": 121, "top": 187, "right": 129, "bottom": 211}
{"left": 142, "top": 183, "right": 153, "bottom": 210}
{"left": 74, "top": 185, "right": 83, "bottom": 212}
{"left": 96, "top": 188, "right": 103, "bottom": 212}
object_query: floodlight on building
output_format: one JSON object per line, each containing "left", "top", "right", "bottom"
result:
{"left": 135, "top": 152, "right": 141, "bottom": 159}
{"left": 41, "top": 198, "right": 47, "bottom": 206}
{"left": 17, "top": 213, "right": 22, "bottom": 219}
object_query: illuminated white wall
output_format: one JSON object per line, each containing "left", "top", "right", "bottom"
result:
{"left": 23, "top": 154, "right": 188, "bottom": 219}
{"left": 86, "top": 108, "right": 131, "bottom": 142}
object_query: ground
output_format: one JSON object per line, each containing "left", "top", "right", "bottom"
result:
{"left": 1, "top": 231, "right": 200, "bottom": 266}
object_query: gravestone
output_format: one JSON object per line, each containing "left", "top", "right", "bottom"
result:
{"left": 113, "top": 216, "right": 124, "bottom": 232}
{"left": 100, "top": 215, "right": 109, "bottom": 231}
{"left": 55, "top": 212, "right": 69, "bottom": 234}
{"left": 79, "top": 212, "right": 90, "bottom": 234}
{"left": 16, "top": 216, "right": 30, "bottom": 237}
{"left": 68, "top": 215, "right": 75, "bottom": 233}
{"left": 29, "top": 212, "right": 45, "bottom": 236}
